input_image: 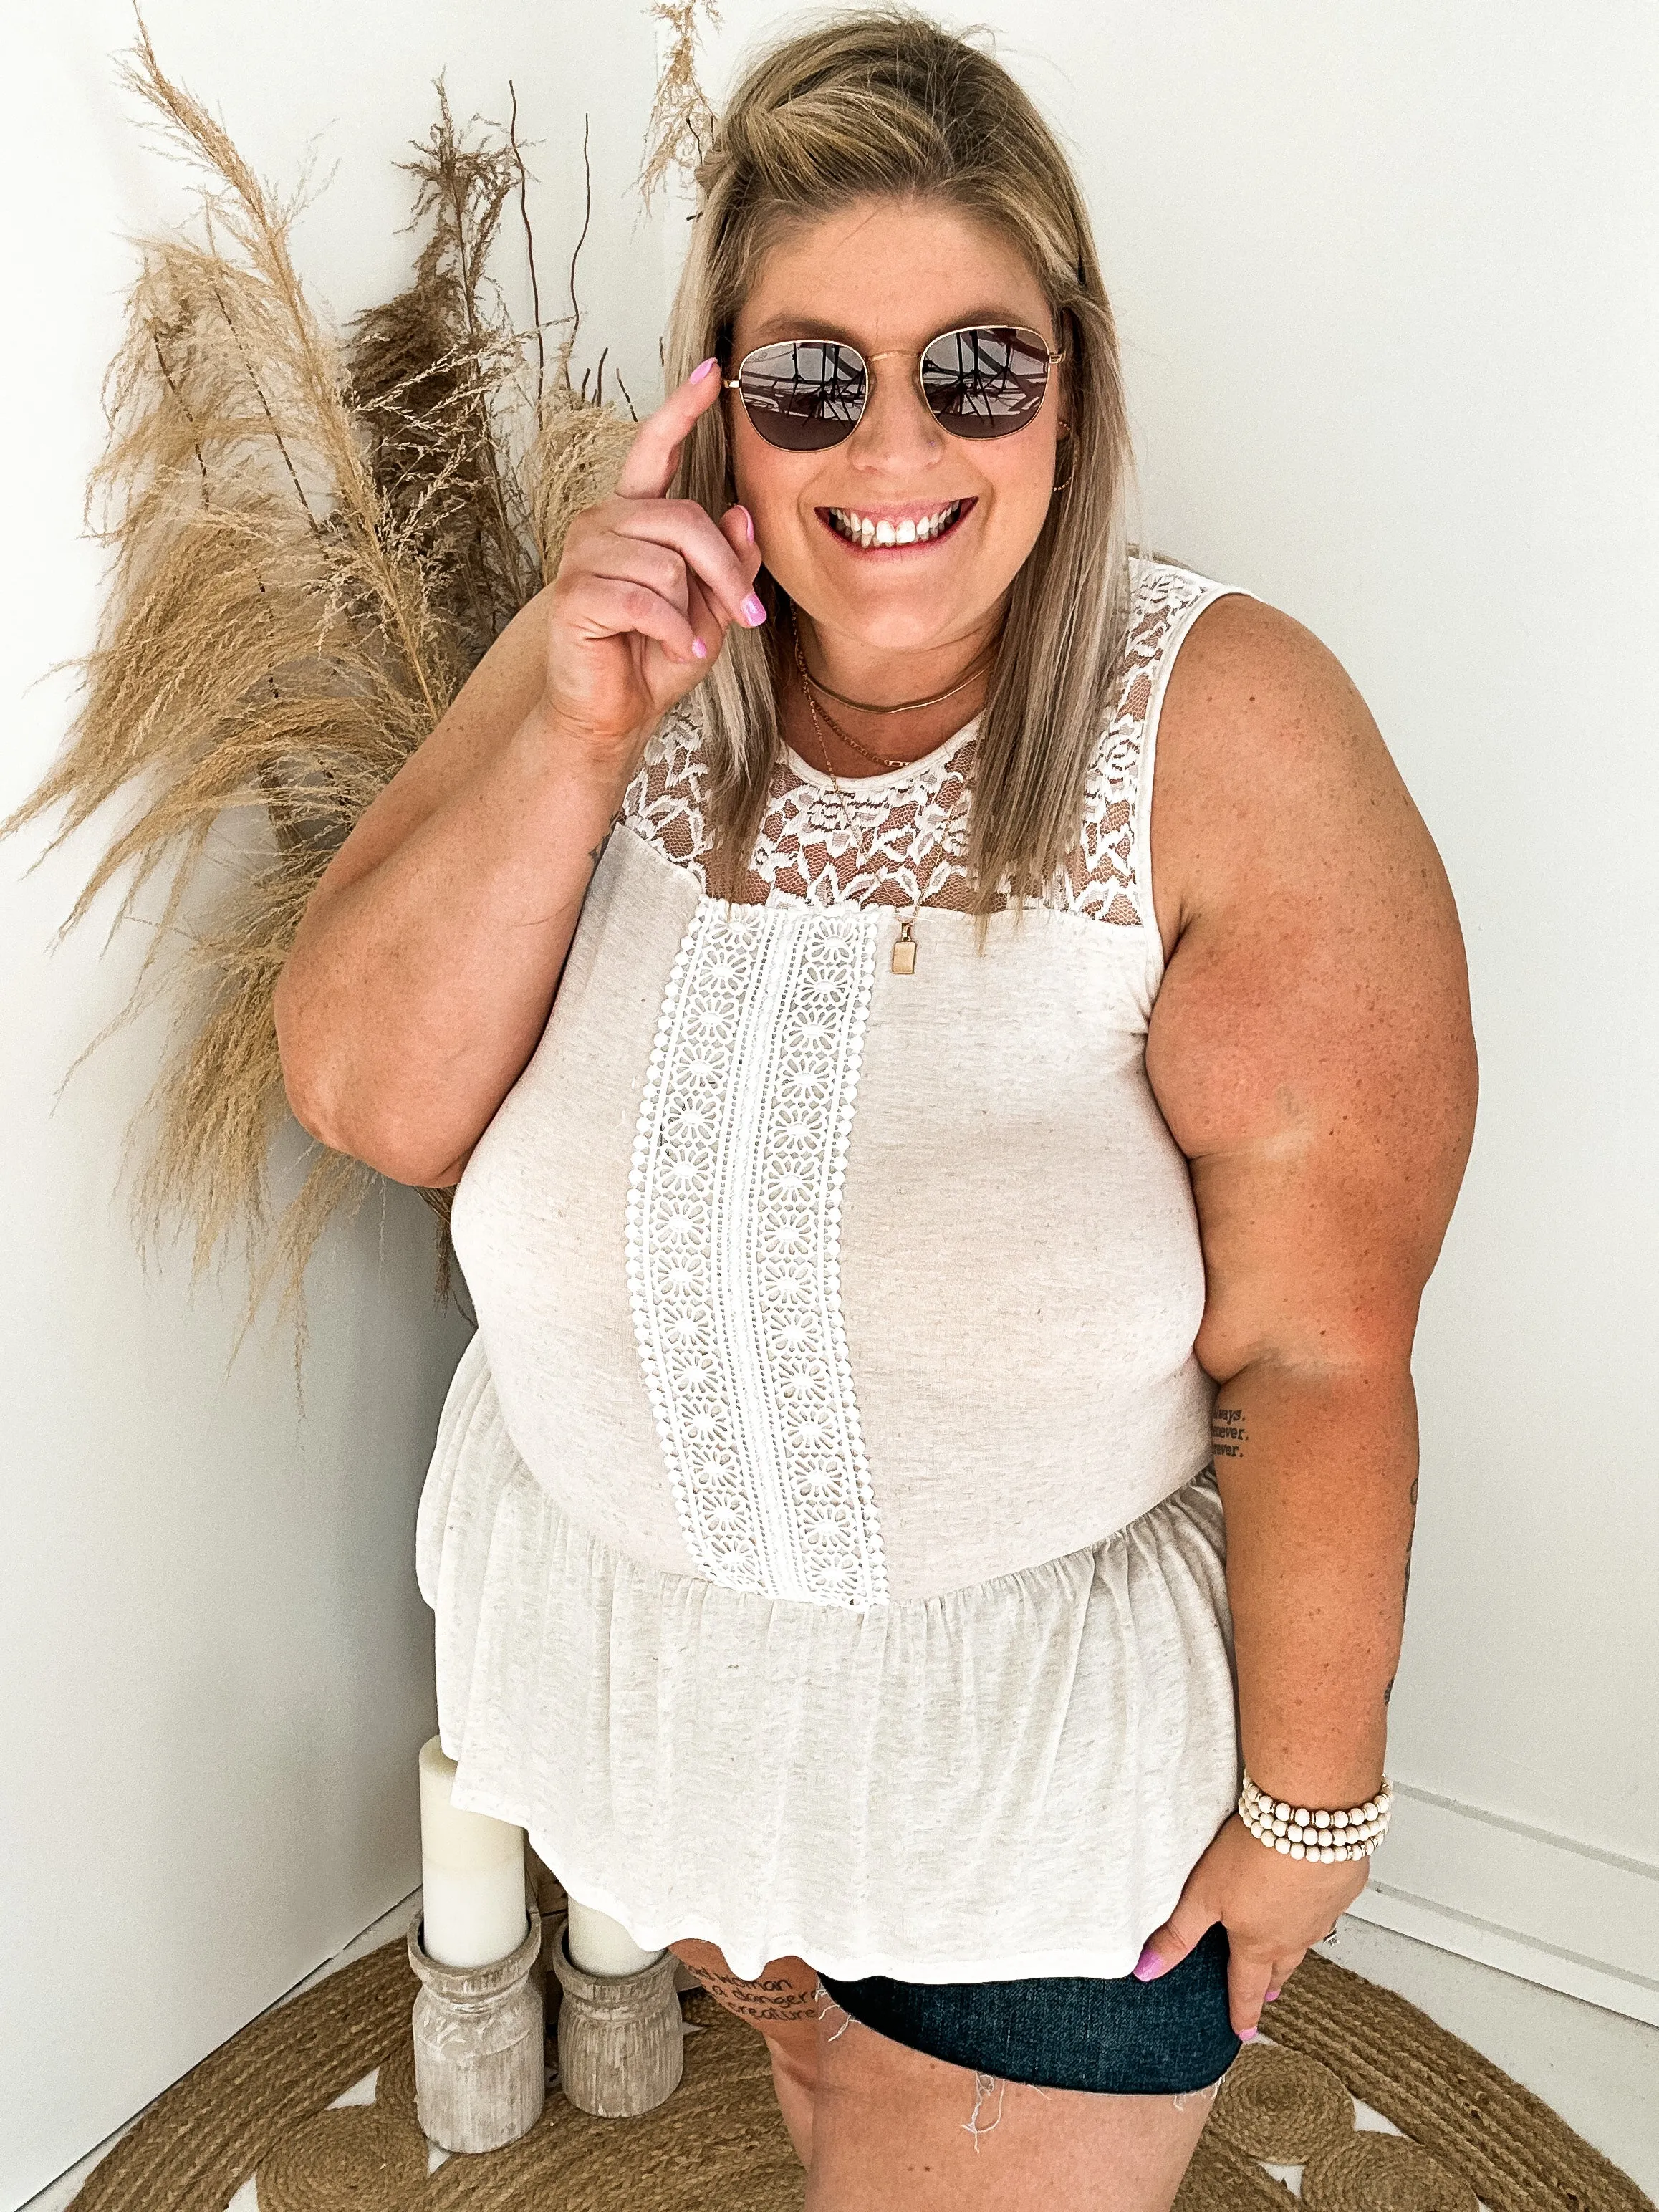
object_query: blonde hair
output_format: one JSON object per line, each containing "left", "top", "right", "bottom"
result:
{"left": 665, "top": 6, "right": 1135, "bottom": 913}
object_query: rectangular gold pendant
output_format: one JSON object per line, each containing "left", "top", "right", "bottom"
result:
{"left": 891, "top": 920, "right": 916, "bottom": 974}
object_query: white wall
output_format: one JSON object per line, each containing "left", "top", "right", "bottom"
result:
{"left": 0, "top": 7, "right": 663, "bottom": 2206}
{"left": 689, "top": 1, "right": 1659, "bottom": 2019}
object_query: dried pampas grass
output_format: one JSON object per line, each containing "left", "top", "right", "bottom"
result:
{"left": 640, "top": 0, "right": 721, "bottom": 207}
{"left": 4, "top": 23, "right": 640, "bottom": 1368}
{"left": 347, "top": 80, "right": 542, "bottom": 672}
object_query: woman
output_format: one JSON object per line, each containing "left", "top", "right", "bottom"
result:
{"left": 275, "top": 13, "right": 1476, "bottom": 2207}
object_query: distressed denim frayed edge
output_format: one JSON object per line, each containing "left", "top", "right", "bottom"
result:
{"left": 813, "top": 1983, "right": 1229, "bottom": 2148}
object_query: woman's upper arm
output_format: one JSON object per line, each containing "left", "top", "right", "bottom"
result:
{"left": 302, "top": 587, "right": 554, "bottom": 915}
{"left": 1144, "top": 595, "right": 1478, "bottom": 1383}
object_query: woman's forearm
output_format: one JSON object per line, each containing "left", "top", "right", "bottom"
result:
{"left": 1209, "top": 1357, "right": 1419, "bottom": 1812}
{"left": 274, "top": 704, "right": 630, "bottom": 1186}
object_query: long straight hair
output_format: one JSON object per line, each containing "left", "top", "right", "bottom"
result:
{"left": 665, "top": 7, "right": 1137, "bottom": 915}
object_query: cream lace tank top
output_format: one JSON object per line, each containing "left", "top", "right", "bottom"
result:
{"left": 415, "top": 557, "right": 1254, "bottom": 1985}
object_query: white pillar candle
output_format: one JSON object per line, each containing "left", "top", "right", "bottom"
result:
{"left": 418, "top": 1736, "right": 528, "bottom": 1968}
{"left": 565, "top": 1895, "right": 665, "bottom": 1977}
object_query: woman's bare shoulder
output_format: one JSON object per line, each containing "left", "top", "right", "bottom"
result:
{"left": 1143, "top": 585, "right": 1476, "bottom": 1337}
{"left": 1149, "top": 589, "right": 1429, "bottom": 956}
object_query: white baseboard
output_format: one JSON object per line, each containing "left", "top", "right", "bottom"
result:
{"left": 1347, "top": 1781, "right": 1659, "bottom": 2026}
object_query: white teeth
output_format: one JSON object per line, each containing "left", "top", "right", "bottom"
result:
{"left": 828, "top": 502, "right": 960, "bottom": 546}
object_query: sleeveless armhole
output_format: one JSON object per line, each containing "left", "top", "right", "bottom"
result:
{"left": 1133, "top": 575, "right": 1259, "bottom": 998}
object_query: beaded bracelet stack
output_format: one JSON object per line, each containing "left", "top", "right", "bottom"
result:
{"left": 1237, "top": 1772, "right": 1393, "bottom": 1862}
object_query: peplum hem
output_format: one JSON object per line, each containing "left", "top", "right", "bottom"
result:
{"left": 417, "top": 1332, "right": 1243, "bottom": 1986}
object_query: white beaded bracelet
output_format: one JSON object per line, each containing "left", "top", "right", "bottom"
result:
{"left": 1237, "top": 1772, "right": 1393, "bottom": 1862}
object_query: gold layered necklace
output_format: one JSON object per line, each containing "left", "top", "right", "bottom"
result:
{"left": 787, "top": 615, "right": 993, "bottom": 976}
{"left": 790, "top": 623, "right": 910, "bottom": 771}
{"left": 794, "top": 678, "right": 918, "bottom": 974}
{"left": 791, "top": 610, "right": 996, "bottom": 739}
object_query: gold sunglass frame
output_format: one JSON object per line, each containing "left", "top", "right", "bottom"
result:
{"left": 723, "top": 323, "right": 1068, "bottom": 446}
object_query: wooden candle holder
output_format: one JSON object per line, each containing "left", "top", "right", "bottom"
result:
{"left": 407, "top": 1903, "right": 546, "bottom": 2153}
{"left": 549, "top": 1913, "right": 686, "bottom": 2117}
{"left": 524, "top": 1843, "right": 702, "bottom": 2015}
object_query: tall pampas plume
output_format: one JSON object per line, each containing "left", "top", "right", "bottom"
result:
{"left": 640, "top": 0, "right": 721, "bottom": 206}
{"left": 347, "top": 81, "right": 542, "bottom": 670}
{"left": 1, "top": 23, "right": 638, "bottom": 1371}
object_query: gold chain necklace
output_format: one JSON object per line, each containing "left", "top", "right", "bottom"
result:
{"left": 790, "top": 625, "right": 911, "bottom": 769}
{"left": 794, "top": 668, "right": 920, "bottom": 974}
{"left": 791, "top": 607, "right": 997, "bottom": 717}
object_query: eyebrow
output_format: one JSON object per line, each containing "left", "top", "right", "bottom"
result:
{"left": 742, "top": 307, "right": 1044, "bottom": 350}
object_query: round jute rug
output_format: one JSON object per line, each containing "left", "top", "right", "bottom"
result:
{"left": 68, "top": 1940, "right": 1653, "bottom": 2212}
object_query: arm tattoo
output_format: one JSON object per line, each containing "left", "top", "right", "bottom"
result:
{"left": 1211, "top": 1405, "right": 1248, "bottom": 1459}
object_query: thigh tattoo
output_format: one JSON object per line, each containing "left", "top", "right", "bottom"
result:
{"left": 676, "top": 1950, "right": 822, "bottom": 2032}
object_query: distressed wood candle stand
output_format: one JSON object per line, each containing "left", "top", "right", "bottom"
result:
{"left": 549, "top": 1913, "right": 687, "bottom": 2117}
{"left": 408, "top": 1903, "right": 546, "bottom": 2152}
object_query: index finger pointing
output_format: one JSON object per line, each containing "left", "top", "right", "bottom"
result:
{"left": 613, "top": 357, "right": 723, "bottom": 501}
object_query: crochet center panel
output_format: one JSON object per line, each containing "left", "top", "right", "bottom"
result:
{"left": 625, "top": 898, "right": 890, "bottom": 1608}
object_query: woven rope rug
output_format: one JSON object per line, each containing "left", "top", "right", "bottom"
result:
{"left": 68, "top": 1938, "right": 1652, "bottom": 2212}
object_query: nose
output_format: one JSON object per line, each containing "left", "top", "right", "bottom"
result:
{"left": 845, "top": 351, "right": 945, "bottom": 479}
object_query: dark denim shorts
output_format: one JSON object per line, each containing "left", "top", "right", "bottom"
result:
{"left": 817, "top": 1920, "right": 1241, "bottom": 2095}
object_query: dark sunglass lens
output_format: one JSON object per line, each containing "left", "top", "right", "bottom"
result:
{"left": 920, "top": 326, "right": 1052, "bottom": 440}
{"left": 736, "top": 340, "right": 866, "bottom": 451}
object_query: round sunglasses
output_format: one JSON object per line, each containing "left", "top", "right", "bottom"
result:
{"left": 723, "top": 324, "right": 1065, "bottom": 452}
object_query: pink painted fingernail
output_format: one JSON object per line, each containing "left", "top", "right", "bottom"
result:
{"left": 1265, "top": 1989, "right": 1281, "bottom": 2002}
{"left": 691, "top": 637, "right": 708, "bottom": 660}
{"left": 691, "top": 357, "right": 718, "bottom": 383}
{"left": 736, "top": 504, "right": 754, "bottom": 543}
{"left": 1241, "top": 2027, "right": 1259, "bottom": 2042}
{"left": 742, "top": 594, "right": 767, "bottom": 627}
{"left": 1132, "top": 1946, "right": 1165, "bottom": 1982}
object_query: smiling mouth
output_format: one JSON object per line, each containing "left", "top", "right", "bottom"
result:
{"left": 819, "top": 499, "right": 971, "bottom": 550}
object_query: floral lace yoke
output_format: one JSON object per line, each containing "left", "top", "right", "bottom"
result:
{"left": 620, "top": 557, "right": 1213, "bottom": 926}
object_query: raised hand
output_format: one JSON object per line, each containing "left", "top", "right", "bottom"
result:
{"left": 538, "top": 357, "right": 766, "bottom": 771}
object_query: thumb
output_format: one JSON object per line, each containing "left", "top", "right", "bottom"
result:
{"left": 1133, "top": 1888, "right": 1219, "bottom": 1985}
